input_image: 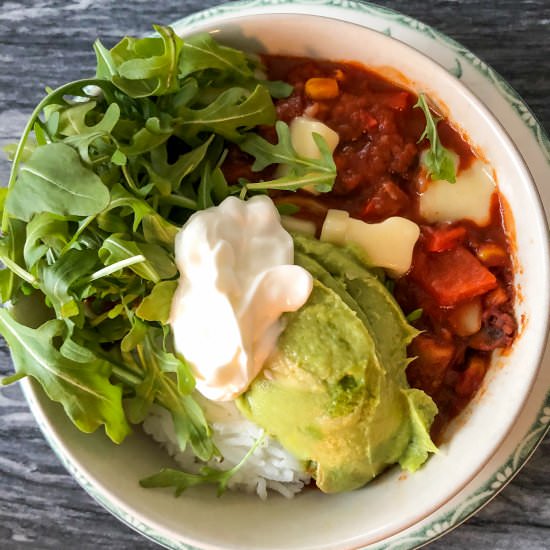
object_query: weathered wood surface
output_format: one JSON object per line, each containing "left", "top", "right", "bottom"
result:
{"left": 0, "top": 1, "right": 548, "bottom": 548}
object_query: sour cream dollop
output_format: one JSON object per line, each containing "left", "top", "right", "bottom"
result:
{"left": 170, "top": 196, "right": 313, "bottom": 401}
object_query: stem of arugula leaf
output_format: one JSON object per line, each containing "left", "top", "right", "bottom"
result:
{"left": 157, "top": 195, "right": 198, "bottom": 210}
{"left": 0, "top": 255, "right": 37, "bottom": 286}
{"left": 87, "top": 255, "right": 147, "bottom": 282}
{"left": 1, "top": 372, "right": 27, "bottom": 386}
{"left": 121, "top": 163, "right": 139, "bottom": 192}
{"left": 60, "top": 215, "right": 96, "bottom": 255}
{"left": 110, "top": 365, "right": 143, "bottom": 387}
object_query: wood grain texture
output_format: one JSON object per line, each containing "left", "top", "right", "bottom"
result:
{"left": 0, "top": 1, "right": 548, "bottom": 548}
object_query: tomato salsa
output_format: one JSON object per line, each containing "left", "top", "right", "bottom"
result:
{"left": 222, "top": 55, "right": 517, "bottom": 439}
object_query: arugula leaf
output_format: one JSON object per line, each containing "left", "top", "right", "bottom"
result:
{"left": 148, "top": 341, "right": 196, "bottom": 396}
{"left": 109, "top": 25, "right": 184, "bottom": 97}
{"left": 2, "top": 78, "right": 112, "bottom": 233}
{"left": 105, "top": 183, "right": 152, "bottom": 231}
{"left": 40, "top": 248, "right": 98, "bottom": 319}
{"left": 0, "top": 313, "right": 130, "bottom": 443}
{"left": 259, "top": 79, "right": 293, "bottom": 99}
{"left": 141, "top": 214, "right": 179, "bottom": 247}
{"left": 121, "top": 315, "right": 149, "bottom": 352}
{"left": 0, "top": 25, "right": 299, "bottom": 478}
{"left": 179, "top": 32, "right": 254, "bottom": 80}
{"left": 140, "top": 433, "right": 264, "bottom": 496}
{"left": 177, "top": 85, "right": 276, "bottom": 142}
{"left": 5, "top": 142, "right": 111, "bottom": 221}
{"left": 98, "top": 235, "right": 175, "bottom": 283}
{"left": 23, "top": 213, "right": 69, "bottom": 269}
{"left": 138, "top": 242, "right": 177, "bottom": 279}
{"left": 240, "top": 121, "right": 337, "bottom": 193}
{"left": 0, "top": 218, "right": 28, "bottom": 302}
{"left": 146, "top": 134, "right": 214, "bottom": 195}
{"left": 61, "top": 103, "right": 121, "bottom": 164}
{"left": 197, "top": 161, "right": 227, "bottom": 210}
{"left": 119, "top": 115, "right": 174, "bottom": 156}
{"left": 94, "top": 39, "right": 117, "bottom": 80}
{"left": 57, "top": 101, "right": 120, "bottom": 138}
{"left": 136, "top": 280, "right": 177, "bottom": 324}
{"left": 414, "top": 94, "right": 457, "bottom": 183}
{"left": 406, "top": 308, "right": 423, "bottom": 323}
{"left": 121, "top": 329, "right": 213, "bottom": 459}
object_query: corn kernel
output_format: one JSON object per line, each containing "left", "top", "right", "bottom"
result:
{"left": 476, "top": 243, "right": 507, "bottom": 266}
{"left": 305, "top": 77, "right": 340, "bottom": 100}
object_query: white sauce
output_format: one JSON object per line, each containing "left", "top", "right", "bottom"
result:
{"left": 170, "top": 196, "right": 313, "bottom": 401}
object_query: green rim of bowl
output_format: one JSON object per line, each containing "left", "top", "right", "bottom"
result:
{"left": 23, "top": 1, "right": 550, "bottom": 549}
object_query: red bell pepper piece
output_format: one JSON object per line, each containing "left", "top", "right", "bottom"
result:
{"left": 411, "top": 246, "right": 498, "bottom": 306}
{"left": 424, "top": 225, "right": 467, "bottom": 253}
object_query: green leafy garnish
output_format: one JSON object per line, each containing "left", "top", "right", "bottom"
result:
{"left": 240, "top": 120, "right": 337, "bottom": 193}
{"left": 0, "top": 312, "right": 130, "bottom": 443}
{"left": 0, "top": 24, "right": 318, "bottom": 468}
{"left": 140, "top": 433, "right": 265, "bottom": 496}
{"left": 414, "top": 93, "right": 457, "bottom": 183}
{"left": 406, "top": 308, "right": 423, "bottom": 323}
{"left": 5, "top": 142, "right": 110, "bottom": 221}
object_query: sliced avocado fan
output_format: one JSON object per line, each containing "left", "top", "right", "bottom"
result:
{"left": 237, "top": 235, "right": 438, "bottom": 493}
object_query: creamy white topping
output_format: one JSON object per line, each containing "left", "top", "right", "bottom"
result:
{"left": 170, "top": 196, "right": 313, "bottom": 401}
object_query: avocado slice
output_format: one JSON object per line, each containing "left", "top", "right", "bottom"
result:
{"left": 293, "top": 234, "right": 419, "bottom": 377}
{"left": 295, "top": 235, "right": 437, "bottom": 472}
{"left": 238, "top": 238, "right": 438, "bottom": 493}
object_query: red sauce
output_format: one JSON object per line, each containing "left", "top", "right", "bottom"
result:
{"left": 222, "top": 55, "right": 517, "bottom": 438}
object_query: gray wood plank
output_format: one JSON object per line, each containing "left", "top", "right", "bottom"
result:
{"left": 0, "top": 1, "right": 548, "bottom": 548}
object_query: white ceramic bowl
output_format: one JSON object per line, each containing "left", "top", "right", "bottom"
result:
{"left": 20, "top": 3, "right": 550, "bottom": 550}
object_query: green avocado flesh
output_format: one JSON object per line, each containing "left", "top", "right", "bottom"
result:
{"left": 237, "top": 235, "right": 438, "bottom": 493}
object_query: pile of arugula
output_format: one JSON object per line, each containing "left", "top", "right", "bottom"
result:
{"left": 0, "top": 25, "right": 336, "bottom": 488}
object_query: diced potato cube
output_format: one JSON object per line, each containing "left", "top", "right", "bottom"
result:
{"left": 345, "top": 217, "right": 420, "bottom": 277}
{"left": 320, "top": 209, "right": 349, "bottom": 245}
{"left": 419, "top": 160, "right": 496, "bottom": 226}
{"left": 289, "top": 116, "right": 340, "bottom": 160}
{"left": 320, "top": 209, "right": 420, "bottom": 277}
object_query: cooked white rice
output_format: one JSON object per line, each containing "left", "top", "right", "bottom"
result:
{"left": 142, "top": 397, "right": 311, "bottom": 499}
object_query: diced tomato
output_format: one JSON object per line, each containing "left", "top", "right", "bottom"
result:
{"left": 411, "top": 246, "right": 498, "bottom": 306}
{"left": 380, "top": 91, "right": 410, "bottom": 111}
{"left": 423, "top": 225, "right": 467, "bottom": 253}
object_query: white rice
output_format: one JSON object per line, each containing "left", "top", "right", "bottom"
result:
{"left": 142, "top": 397, "right": 311, "bottom": 499}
